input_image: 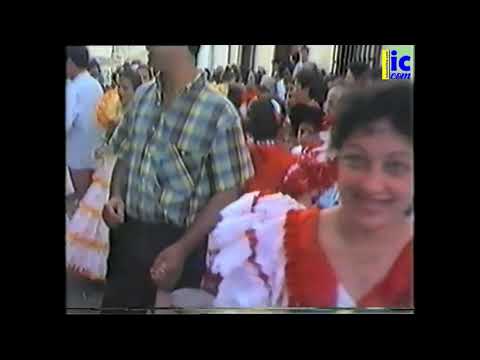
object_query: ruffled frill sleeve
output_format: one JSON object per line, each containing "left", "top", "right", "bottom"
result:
{"left": 66, "top": 155, "right": 117, "bottom": 282}
{"left": 205, "top": 192, "right": 304, "bottom": 307}
{"left": 281, "top": 152, "right": 338, "bottom": 200}
{"left": 96, "top": 89, "right": 122, "bottom": 131}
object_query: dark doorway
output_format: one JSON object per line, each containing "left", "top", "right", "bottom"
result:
{"left": 239, "top": 45, "right": 256, "bottom": 82}
{"left": 274, "top": 45, "right": 293, "bottom": 64}
{"left": 274, "top": 45, "right": 302, "bottom": 76}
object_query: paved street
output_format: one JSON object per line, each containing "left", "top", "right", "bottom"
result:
{"left": 66, "top": 274, "right": 104, "bottom": 314}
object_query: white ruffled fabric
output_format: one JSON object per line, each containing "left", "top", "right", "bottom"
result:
{"left": 208, "top": 192, "right": 304, "bottom": 307}
{"left": 66, "top": 230, "right": 108, "bottom": 281}
{"left": 66, "top": 154, "right": 116, "bottom": 281}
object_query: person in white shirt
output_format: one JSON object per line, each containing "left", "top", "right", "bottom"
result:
{"left": 66, "top": 46, "right": 105, "bottom": 311}
{"left": 292, "top": 45, "right": 315, "bottom": 78}
{"left": 66, "top": 46, "right": 104, "bottom": 199}
{"left": 273, "top": 63, "right": 292, "bottom": 102}
{"left": 260, "top": 75, "right": 276, "bottom": 94}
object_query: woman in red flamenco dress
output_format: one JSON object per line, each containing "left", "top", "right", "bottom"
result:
{"left": 195, "top": 97, "right": 338, "bottom": 304}
{"left": 242, "top": 97, "right": 297, "bottom": 194}
{"left": 202, "top": 82, "right": 414, "bottom": 309}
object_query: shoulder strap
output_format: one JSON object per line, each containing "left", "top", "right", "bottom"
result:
{"left": 191, "top": 153, "right": 215, "bottom": 194}
{"left": 186, "top": 153, "right": 216, "bottom": 226}
{"left": 205, "top": 153, "right": 216, "bottom": 194}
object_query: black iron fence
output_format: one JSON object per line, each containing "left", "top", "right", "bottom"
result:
{"left": 331, "top": 45, "right": 382, "bottom": 76}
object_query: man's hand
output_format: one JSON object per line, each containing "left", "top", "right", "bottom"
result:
{"left": 149, "top": 188, "right": 241, "bottom": 291}
{"left": 150, "top": 243, "right": 188, "bottom": 291}
{"left": 103, "top": 196, "right": 125, "bottom": 228}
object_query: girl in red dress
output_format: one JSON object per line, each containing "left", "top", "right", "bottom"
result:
{"left": 205, "top": 82, "right": 413, "bottom": 308}
{"left": 198, "top": 98, "right": 338, "bottom": 300}
{"left": 242, "top": 96, "right": 336, "bottom": 202}
{"left": 242, "top": 97, "right": 297, "bottom": 194}
{"left": 287, "top": 103, "right": 340, "bottom": 209}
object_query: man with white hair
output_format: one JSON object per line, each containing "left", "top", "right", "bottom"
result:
{"left": 293, "top": 45, "right": 315, "bottom": 78}
{"left": 345, "top": 62, "right": 372, "bottom": 88}
{"left": 212, "top": 66, "right": 224, "bottom": 84}
{"left": 66, "top": 46, "right": 104, "bottom": 201}
{"left": 324, "top": 84, "right": 348, "bottom": 117}
{"left": 260, "top": 75, "right": 276, "bottom": 94}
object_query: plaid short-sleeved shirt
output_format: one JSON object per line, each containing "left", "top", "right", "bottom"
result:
{"left": 113, "top": 73, "right": 254, "bottom": 227}
{"left": 108, "top": 102, "right": 135, "bottom": 154}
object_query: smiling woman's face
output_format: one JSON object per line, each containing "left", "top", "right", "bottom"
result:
{"left": 336, "top": 119, "right": 413, "bottom": 230}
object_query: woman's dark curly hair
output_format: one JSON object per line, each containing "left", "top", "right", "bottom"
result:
{"left": 289, "top": 104, "right": 323, "bottom": 138}
{"left": 295, "top": 66, "right": 328, "bottom": 106}
{"left": 246, "top": 97, "right": 284, "bottom": 141}
{"left": 331, "top": 81, "right": 413, "bottom": 150}
{"left": 120, "top": 68, "right": 142, "bottom": 91}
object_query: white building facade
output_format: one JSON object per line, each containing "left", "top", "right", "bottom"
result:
{"left": 198, "top": 45, "right": 334, "bottom": 74}
{"left": 203, "top": 45, "right": 335, "bottom": 74}
{"left": 87, "top": 45, "right": 337, "bottom": 75}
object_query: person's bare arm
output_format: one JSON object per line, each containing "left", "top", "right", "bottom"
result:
{"left": 178, "top": 104, "right": 254, "bottom": 254}
{"left": 150, "top": 102, "right": 254, "bottom": 289}
{"left": 177, "top": 187, "right": 240, "bottom": 256}
{"left": 150, "top": 187, "right": 241, "bottom": 289}
{"left": 110, "top": 158, "right": 129, "bottom": 200}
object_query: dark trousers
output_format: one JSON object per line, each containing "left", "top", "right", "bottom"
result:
{"left": 101, "top": 217, "right": 206, "bottom": 313}
{"left": 66, "top": 273, "right": 104, "bottom": 312}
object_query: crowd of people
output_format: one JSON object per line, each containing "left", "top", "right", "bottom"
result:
{"left": 66, "top": 45, "right": 413, "bottom": 313}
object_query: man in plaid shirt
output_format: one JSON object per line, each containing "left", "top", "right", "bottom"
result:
{"left": 102, "top": 46, "right": 254, "bottom": 311}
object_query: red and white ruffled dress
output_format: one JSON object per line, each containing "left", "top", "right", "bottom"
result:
{"left": 244, "top": 140, "right": 337, "bottom": 203}
{"left": 202, "top": 192, "right": 413, "bottom": 308}
{"left": 290, "top": 133, "right": 340, "bottom": 208}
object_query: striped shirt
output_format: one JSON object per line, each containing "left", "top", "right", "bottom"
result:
{"left": 110, "top": 72, "right": 254, "bottom": 227}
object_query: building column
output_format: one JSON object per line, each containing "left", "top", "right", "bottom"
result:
{"left": 212, "top": 45, "right": 229, "bottom": 69}
{"left": 307, "top": 45, "right": 335, "bottom": 73}
{"left": 229, "top": 45, "right": 241, "bottom": 64}
{"left": 254, "top": 45, "right": 275, "bottom": 75}
{"left": 87, "top": 46, "right": 113, "bottom": 59}
{"left": 197, "top": 45, "right": 212, "bottom": 70}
